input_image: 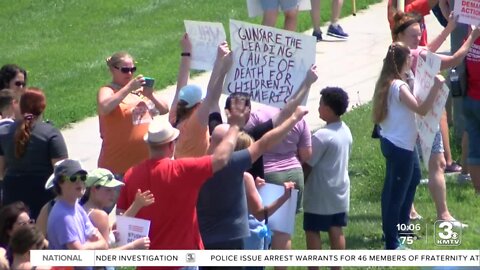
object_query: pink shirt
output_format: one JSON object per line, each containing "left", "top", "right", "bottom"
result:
{"left": 246, "top": 106, "right": 311, "bottom": 173}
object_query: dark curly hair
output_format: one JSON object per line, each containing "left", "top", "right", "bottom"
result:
{"left": 320, "top": 87, "right": 349, "bottom": 116}
{"left": 0, "top": 64, "right": 27, "bottom": 89}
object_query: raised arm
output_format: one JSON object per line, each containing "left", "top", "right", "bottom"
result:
{"left": 211, "top": 98, "right": 248, "bottom": 172}
{"left": 122, "top": 189, "right": 155, "bottom": 217}
{"left": 248, "top": 106, "right": 308, "bottom": 163}
{"left": 97, "top": 76, "right": 144, "bottom": 115}
{"left": 196, "top": 42, "right": 232, "bottom": 125}
{"left": 432, "top": 27, "right": 480, "bottom": 70}
{"left": 169, "top": 34, "right": 192, "bottom": 124}
{"left": 427, "top": 13, "right": 457, "bottom": 53}
{"left": 272, "top": 65, "right": 317, "bottom": 127}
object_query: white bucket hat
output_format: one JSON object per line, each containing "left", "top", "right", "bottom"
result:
{"left": 143, "top": 117, "right": 180, "bottom": 145}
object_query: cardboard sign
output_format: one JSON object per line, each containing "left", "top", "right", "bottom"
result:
{"left": 115, "top": 215, "right": 150, "bottom": 246}
{"left": 184, "top": 20, "right": 226, "bottom": 70}
{"left": 258, "top": 183, "right": 299, "bottom": 235}
{"left": 223, "top": 19, "right": 316, "bottom": 108}
{"left": 454, "top": 0, "right": 480, "bottom": 26}
{"left": 413, "top": 52, "right": 446, "bottom": 169}
{"left": 246, "top": 0, "right": 312, "bottom": 18}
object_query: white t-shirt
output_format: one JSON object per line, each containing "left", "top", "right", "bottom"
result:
{"left": 304, "top": 121, "right": 352, "bottom": 215}
{"left": 379, "top": 79, "right": 417, "bottom": 151}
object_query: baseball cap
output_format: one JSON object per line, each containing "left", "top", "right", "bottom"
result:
{"left": 179, "top": 84, "right": 204, "bottom": 108}
{"left": 85, "top": 168, "right": 124, "bottom": 188}
{"left": 45, "top": 159, "right": 87, "bottom": 189}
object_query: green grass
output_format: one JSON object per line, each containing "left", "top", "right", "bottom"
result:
{"left": 0, "top": 0, "right": 379, "bottom": 128}
{"left": 287, "top": 103, "right": 480, "bottom": 270}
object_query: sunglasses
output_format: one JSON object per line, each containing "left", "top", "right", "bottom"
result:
{"left": 62, "top": 174, "right": 87, "bottom": 183}
{"left": 115, "top": 66, "right": 137, "bottom": 74}
{"left": 14, "top": 81, "right": 26, "bottom": 87}
{"left": 91, "top": 174, "right": 114, "bottom": 187}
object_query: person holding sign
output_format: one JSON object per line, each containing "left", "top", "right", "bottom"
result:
{"left": 97, "top": 51, "right": 169, "bottom": 176}
{"left": 169, "top": 34, "right": 232, "bottom": 158}
{"left": 116, "top": 100, "right": 248, "bottom": 262}
{"left": 393, "top": 11, "right": 479, "bottom": 227}
{"left": 302, "top": 87, "right": 352, "bottom": 269}
{"left": 46, "top": 159, "right": 108, "bottom": 253}
{"left": 260, "top": 0, "right": 299, "bottom": 31}
{"left": 81, "top": 168, "right": 151, "bottom": 251}
{"left": 372, "top": 42, "right": 443, "bottom": 250}
{"left": 197, "top": 104, "right": 307, "bottom": 258}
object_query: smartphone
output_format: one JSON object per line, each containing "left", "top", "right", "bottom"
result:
{"left": 144, "top": 77, "right": 155, "bottom": 88}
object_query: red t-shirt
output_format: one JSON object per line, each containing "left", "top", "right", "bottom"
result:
{"left": 387, "top": 0, "right": 430, "bottom": 46}
{"left": 117, "top": 156, "right": 213, "bottom": 269}
{"left": 466, "top": 38, "right": 480, "bottom": 100}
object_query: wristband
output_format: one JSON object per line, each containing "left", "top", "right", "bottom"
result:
{"left": 181, "top": 52, "right": 191, "bottom": 57}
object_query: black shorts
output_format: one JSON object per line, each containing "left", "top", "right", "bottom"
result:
{"left": 303, "top": 212, "right": 348, "bottom": 232}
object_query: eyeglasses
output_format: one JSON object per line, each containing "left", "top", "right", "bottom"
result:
{"left": 14, "top": 81, "right": 25, "bottom": 87}
{"left": 91, "top": 174, "right": 114, "bottom": 186}
{"left": 62, "top": 174, "right": 87, "bottom": 183}
{"left": 114, "top": 66, "right": 137, "bottom": 74}
{"left": 17, "top": 218, "right": 35, "bottom": 226}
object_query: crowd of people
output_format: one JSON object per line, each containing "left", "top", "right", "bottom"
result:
{"left": 0, "top": 0, "right": 478, "bottom": 269}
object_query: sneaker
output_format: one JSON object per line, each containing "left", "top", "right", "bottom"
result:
{"left": 312, "top": 30, "right": 323, "bottom": 41}
{"left": 327, "top": 24, "right": 349, "bottom": 39}
{"left": 457, "top": 173, "right": 471, "bottom": 184}
{"left": 409, "top": 213, "right": 423, "bottom": 221}
{"left": 445, "top": 162, "right": 462, "bottom": 173}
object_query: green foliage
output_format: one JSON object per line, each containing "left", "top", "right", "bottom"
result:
{"left": 0, "top": 0, "right": 377, "bottom": 128}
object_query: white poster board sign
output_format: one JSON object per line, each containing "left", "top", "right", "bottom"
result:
{"left": 413, "top": 52, "right": 446, "bottom": 169}
{"left": 224, "top": 19, "right": 316, "bottom": 108}
{"left": 184, "top": 20, "right": 226, "bottom": 71}
{"left": 258, "top": 183, "right": 298, "bottom": 235}
{"left": 115, "top": 215, "right": 151, "bottom": 246}
{"left": 454, "top": 0, "right": 480, "bottom": 26}
{"left": 246, "top": 0, "right": 312, "bottom": 17}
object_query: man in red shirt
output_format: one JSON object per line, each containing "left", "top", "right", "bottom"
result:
{"left": 117, "top": 101, "right": 248, "bottom": 267}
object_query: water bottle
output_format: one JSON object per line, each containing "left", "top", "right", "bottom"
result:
{"left": 450, "top": 68, "right": 462, "bottom": 97}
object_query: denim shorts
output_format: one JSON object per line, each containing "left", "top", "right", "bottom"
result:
{"left": 463, "top": 96, "right": 480, "bottom": 165}
{"left": 260, "top": 0, "right": 299, "bottom": 11}
{"left": 303, "top": 212, "right": 348, "bottom": 232}
{"left": 431, "top": 130, "right": 444, "bottom": 154}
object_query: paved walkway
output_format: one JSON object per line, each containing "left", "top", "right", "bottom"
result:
{"left": 62, "top": 0, "right": 449, "bottom": 170}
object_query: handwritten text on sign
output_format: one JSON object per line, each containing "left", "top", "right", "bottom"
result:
{"left": 413, "top": 52, "right": 444, "bottom": 169}
{"left": 224, "top": 20, "right": 316, "bottom": 108}
{"left": 184, "top": 20, "right": 226, "bottom": 71}
{"left": 454, "top": 0, "right": 480, "bottom": 25}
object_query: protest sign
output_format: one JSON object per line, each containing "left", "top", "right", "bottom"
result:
{"left": 413, "top": 52, "right": 447, "bottom": 169}
{"left": 258, "top": 183, "right": 298, "bottom": 235}
{"left": 246, "top": 0, "right": 312, "bottom": 18}
{"left": 224, "top": 19, "right": 316, "bottom": 108}
{"left": 454, "top": 0, "right": 480, "bottom": 26}
{"left": 115, "top": 215, "right": 151, "bottom": 246}
{"left": 184, "top": 20, "right": 226, "bottom": 70}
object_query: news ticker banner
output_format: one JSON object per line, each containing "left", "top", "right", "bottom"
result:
{"left": 31, "top": 250, "right": 480, "bottom": 267}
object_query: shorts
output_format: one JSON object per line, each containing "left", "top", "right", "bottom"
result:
{"left": 431, "top": 130, "right": 444, "bottom": 154}
{"left": 265, "top": 167, "right": 304, "bottom": 212}
{"left": 303, "top": 212, "right": 348, "bottom": 232}
{"left": 463, "top": 96, "right": 480, "bottom": 165}
{"left": 260, "top": 0, "right": 299, "bottom": 11}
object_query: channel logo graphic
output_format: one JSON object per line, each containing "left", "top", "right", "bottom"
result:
{"left": 186, "top": 253, "right": 196, "bottom": 263}
{"left": 434, "top": 220, "right": 462, "bottom": 246}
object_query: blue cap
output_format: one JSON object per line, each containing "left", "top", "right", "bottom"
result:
{"left": 179, "top": 84, "right": 204, "bottom": 108}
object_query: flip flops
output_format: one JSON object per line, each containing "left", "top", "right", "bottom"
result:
{"left": 445, "top": 162, "right": 462, "bottom": 173}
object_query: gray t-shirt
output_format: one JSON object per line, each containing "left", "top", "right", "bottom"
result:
{"left": 0, "top": 120, "right": 68, "bottom": 175}
{"left": 304, "top": 121, "right": 352, "bottom": 215}
{"left": 197, "top": 149, "right": 252, "bottom": 245}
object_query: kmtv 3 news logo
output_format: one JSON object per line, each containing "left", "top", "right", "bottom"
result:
{"left": 434, "top": 220, "right": 462, "bottom": 246}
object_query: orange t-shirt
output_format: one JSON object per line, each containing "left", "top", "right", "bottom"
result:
{"left": 98, "top": 92, "right": 153, "bottom": 174}
{"left": 173, "top": 109, "right": 209, "bottom": 159}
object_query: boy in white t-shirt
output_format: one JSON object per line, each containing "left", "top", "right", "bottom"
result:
{"left": 303, "top": 87, "right": 352, "bottom": 269}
